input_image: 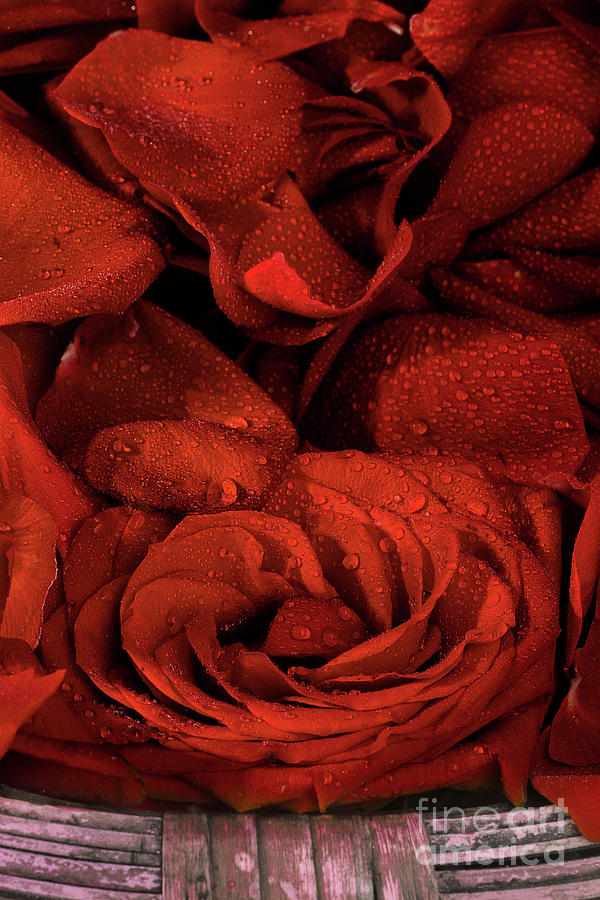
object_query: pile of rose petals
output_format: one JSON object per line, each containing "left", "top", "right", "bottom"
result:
{"left": 1, "top": 0, "right": 600, "bottom": 837}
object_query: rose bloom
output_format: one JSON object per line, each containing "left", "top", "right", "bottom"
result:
{"left": 0, "top": 448, "right": 561, "bottom": 811}
{"left": 0, "top": 0, "right": 598, "bottom": 838}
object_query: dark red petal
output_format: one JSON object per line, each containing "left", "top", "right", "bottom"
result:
{"left": 240, "top": 177, "right": 370, "bottom": 317}
{"left": 455, "top": 259, "right": 576, "bottom": 313}
{"left": 448, "top": 27, "right": 600, "bottom": 131}
{"left": 36, "top": 302, "right": 297, "bottom": 512}
{"left": 0, "top": 0, "right": 136, "bottom": 32}
{"left": 0, "top": 25, "right": 111, "bottom": 77}
{"left": 137, "top": 0, "right": 196, "bottom": 33}
{"left": 195, "top": 0, "right": 404, "bottom": 61}
{"left": 40, "top": 603, "right": 156, "bottom": 745}
{"left": 433, "top": 269, "right": 600, "bottom": 417}
{"left": 473, "top": 169, "right": 600, "bottom": 254}
{"left": 508, "top": 247, "right": 600, "bottom": 300}
{"left": 532, "top": 731, "right": 600, "bottom": 843}
{"left": 0, "top": 752, "right": 146, "bottom": 808}
{"left": 305, "top": 315, "right": 589, "bottom": 484}
{"left": 430, "top": 103, "right": 594, "bottom": 231}
{"left": 0, "top": 117, "right": 164, "bottom": 327}
{"left": 0, "top": 331, "right": 98, "bottom": 546}
{"left": 0, "top": 491, "right": 57, "bottom": 648}
{"left": 1, "top": 324, "right": 67, "bottom": 414}
{"left": 0, "top": 639, "right": 64, "bottom": 757}
{"left": 51, "top": 31, "right": 323, "bottom": 223}
{"left": 410, "top": 0, "right": 528, "bottom": 77}
{"left": 262, "top": 596, "right": 366, "bottom": 660}
{"left": 566, "top": 478, "right": 600, "bottom": 666}
{"left": 476, "top": 697, "right": 550, "bottom": 805}
{"left": 549, "top": 613, "right": 600, "bottom": 766}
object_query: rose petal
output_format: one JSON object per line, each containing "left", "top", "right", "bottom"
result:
{"left": 63, "top": 506, "right": 175, "bottom": 622}
{"left": 0, "top": 24, "right": 115, "bottom": 76}
{"left": 472, "top": 169, "right": 600, "bottom": 254}
{"left": 0, "top": 638, "right": 64, "bottom": 757}
{"left": 410, "top": 0, "right": 528, "bottom": 77}
{"left": 137, "top": 0, "right": 196, "bottom": 33}
{"left": 430, "top": 103, "right": 594, "bottom": 230}
{"left": 195, "top": 0, "right": 404, "bottom": 61}
{"left": 0, "top": 0, "right": 135, "bottom": 32}
{"left": 448, "top": 27, "right": 600, "bottom": 130}
{"left": 304, "top": 315, "right": 589, "bottom": 484}
{"left": 36, "top": 301, "right": 297, "bottom": 512}
{"left": 0, "top": 331, "right": 98, "bottom": 546}
{"left": 262, "top": 596, "right": 366, "bottom": 660}
{"left": 433, "top": 269, "right": 600, "bottom": 416}
{"left": 0, "top": 491, "right": 56, "bottom": 648}
{"left": 0, "top": 117, "right": 165, "bottom": 326}
{"left": 532, "top": 730, "right": 600, "bottom": 843}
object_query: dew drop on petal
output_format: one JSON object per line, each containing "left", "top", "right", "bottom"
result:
{"left": 206, "top": 478, "right": 238, "bottom": 507}
{"left": 290, "top": 625, "right": 311, "bottom": 640}
{"left": 342, "top": 553, "right": 360, "bottom": 570}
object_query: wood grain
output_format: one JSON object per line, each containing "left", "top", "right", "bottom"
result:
{"left": 2, "top": 787, "right": 600, "bottom": 899}
{"left": 311, "top": 815, "right": 374, "bottom": 900}
{"left": 209, "top": 814, "right": 261, "bottom": 899}
{"left": 258, "top": 815, "right": 318, "bottom": 900}
{"left": 370, "top": 812, "right": 439, "bottom": 900}
{"left": 162, "top": 810, "right": 211, "bottom": 900}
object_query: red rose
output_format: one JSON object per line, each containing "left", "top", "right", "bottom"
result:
{"left": 1, "top": 450, "right": 561, "bottom": 811}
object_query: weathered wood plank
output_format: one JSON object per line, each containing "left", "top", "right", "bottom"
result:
{"left": 442, "top": 885, "right": 600, "bottom": 900}
{"left": 0, "top": 845, "right": 161, "bottom": 892}
{"left": 370, "top": 813, "right": 439, "bottom": 900}
{"left": 0, "top": 871, "right": 156, "bottom": 900}
{"left": 162, "top": 810, "right": 212, "bottom": 900}
{"left": 436, "top": 853, "right": 600, "bottom": 893}
{"left": 0, "top": 796, "right": 161, "bottom": 834}
{"left": 424, "top": 804, "right": 564, "bottom": 835}
{"left": 0, "top": 812, "right": 161, "bottom": 853}
{"left": 258, "top": 815, "right": 318, "bottom": 900}
{"left": 0, "top": 830, "right": 159, "bottom": 866}
{"left": 311, "top": 815, "right": 375, "bottom": 900}
{"left": 428, "top": 819, "right": 583, "bottom": 850}
{"left": 210, "top": 813, "right": 261, "bottom": 899}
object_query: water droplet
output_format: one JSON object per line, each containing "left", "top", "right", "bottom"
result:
{"left": 206, "top": 479, "right": 238, "bottom": 507}
{"left": 467, "top": 499, "right": 489, "bottom": 517}
{"left": 411, "top": 419, "right": 429, "bottom": 436}
{"left": 225, "top": 415, "right": 248, "bottom": 430}
{"left": 290, "top": 625, "right": 311, "bottom": 640}
{"left": 322, "top": 629, "right": 339, "bottom": 648}
{"left": 406, "top": 493, "right": 427, "bottom": 513}
{"left": 342, "top": 553, "right": 360, "bottom": 570}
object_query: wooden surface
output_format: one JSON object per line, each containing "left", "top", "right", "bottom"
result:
{"left": 0, "top": 786, "right": 598, "bottom": 898}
